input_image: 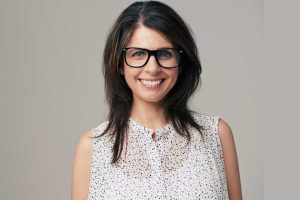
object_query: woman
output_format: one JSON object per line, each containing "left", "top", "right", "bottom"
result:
{"left": 72, "top": 1, "right": 242, "bottom": 199}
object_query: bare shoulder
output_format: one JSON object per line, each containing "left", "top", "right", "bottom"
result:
{"left": 217, "top": 118, "right": 243, "bottom": 200}
{"left": 217, "top": 117, "right": 236, "bottom": 160}
{"left": 71, "top": 129, "right": 94, "bottom": 200}
{"left": 73, "top": 130, "right": 94, "bottom": 160}
{"left": 77, "top": 129, "right": 94, "bottom": 150}
{"left": 218, "top": 118, "right": 234, "bottom": 142}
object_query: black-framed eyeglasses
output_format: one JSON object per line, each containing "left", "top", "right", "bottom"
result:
{"left": 122, "top": 47, "right": 183, "bottom": 68}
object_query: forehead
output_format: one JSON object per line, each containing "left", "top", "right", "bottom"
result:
{"left": 126, "top": 26, "right": 173, "bottom": 49}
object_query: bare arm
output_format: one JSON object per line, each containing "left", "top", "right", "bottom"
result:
{"left": 218, "top": 118, "right": 243, "bottom": 200}
{"left": 71, "top": 130, "right": 93, "bottom": 200}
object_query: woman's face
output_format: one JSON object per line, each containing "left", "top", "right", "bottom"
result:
{"left": 122, "top": 26, "right": 179, "bottom": 106}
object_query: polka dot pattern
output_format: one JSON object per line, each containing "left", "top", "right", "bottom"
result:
{"left": 88, "top": 112, "right": 229, "bottom": 200}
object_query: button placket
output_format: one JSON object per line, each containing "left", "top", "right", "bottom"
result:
{"left": 143, "top": 129, "right": 167, "bottom": 197}
{"left": 145, "top": 129, "right": 162, "bottom": 171}
{"left": 154, "top": 129, "right": 170, "bottom": 199}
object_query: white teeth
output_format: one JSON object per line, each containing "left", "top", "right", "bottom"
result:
{"left": 140, "top": 79, "right": 163, "bottom": 86}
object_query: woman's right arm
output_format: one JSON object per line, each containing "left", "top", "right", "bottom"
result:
{"left": 71, "top": 130, "right": 93, "bottom": 200}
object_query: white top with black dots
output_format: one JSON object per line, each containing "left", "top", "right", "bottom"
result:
{"left": 88, "top": 112, "right": 229, "bottom": 200}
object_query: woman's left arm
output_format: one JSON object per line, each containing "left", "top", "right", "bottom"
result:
{"left": 218, "top": 118, "right": 243, "bottom": 200}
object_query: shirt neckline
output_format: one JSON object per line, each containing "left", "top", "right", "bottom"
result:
{"left": 128, "top": 118, "right": 174, "bottom": 140}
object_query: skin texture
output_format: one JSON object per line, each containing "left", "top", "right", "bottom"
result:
{"left": 71, "top": 26, "right": 243, "bottom": 200}
{"left": 123, "top": 26, "right": 179, "bottom": 106}
{"left": 71, "top": 130, "right": 93, "bottom": 200}
{"left": 218, "top": 118, "right": 243, "bottom": 200}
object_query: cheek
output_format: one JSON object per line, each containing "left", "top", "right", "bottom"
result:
{"left": 124, "top": 67, "right": 139, "bottom": 85}
{"left": 171, "top": 70, "right": 179, "bottom": 82}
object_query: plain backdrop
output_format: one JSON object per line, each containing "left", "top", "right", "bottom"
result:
{"left": 0, "top": 0, "right": 263, "bottom": 199}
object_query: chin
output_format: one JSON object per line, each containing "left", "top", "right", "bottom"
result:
{"left": 137, "top": 95, "right": 165, "bottom": 104}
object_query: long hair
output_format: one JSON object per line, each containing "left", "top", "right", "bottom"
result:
{"left": 97, "top": 1, "right": 204, "bottom": 164}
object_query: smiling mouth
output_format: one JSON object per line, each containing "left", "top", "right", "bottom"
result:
{"left": 138, "top": 79, "right": 165, "bottom": 87}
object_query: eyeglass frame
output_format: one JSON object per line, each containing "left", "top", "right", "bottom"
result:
{"left": 122, "top": 47, "right": 183, "bottom": 68}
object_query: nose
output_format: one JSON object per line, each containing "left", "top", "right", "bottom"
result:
{"left": 144, "top": 55, "right": 161, "bottom": 74}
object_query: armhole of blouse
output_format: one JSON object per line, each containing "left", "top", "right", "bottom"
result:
{"left": 87, "top": 127, "right": 96, "bottom": 199}
{"left": 212, "top": 115, "right": 226, "bottom": 161}
{"left": 213, "top": 115, "right": 230, "bottom": 199}
{"left": 213, "top": 116, "right": 224, "bottom": 155}
{"left": 90, "top": 127, "right": 96, "bottom": 157}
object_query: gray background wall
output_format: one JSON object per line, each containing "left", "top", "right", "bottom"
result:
{"left": 0, "top": 0, "right": 263, "bottom": 199}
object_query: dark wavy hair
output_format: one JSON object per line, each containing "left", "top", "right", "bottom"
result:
{"left": 97, "top": 1, "right": 204, "bottom": 164}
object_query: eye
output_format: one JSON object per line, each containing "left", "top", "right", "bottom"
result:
{"left": 157, "top": 49, "right": 173, "bottom": 59}
{"left": 131, "top": 50, "right": 147, "bottom": 58}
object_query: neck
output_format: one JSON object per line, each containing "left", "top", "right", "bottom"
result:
{"left": 130, "top": 100, "right": 169, "bottom": 130}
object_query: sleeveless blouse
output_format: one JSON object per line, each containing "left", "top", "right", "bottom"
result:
{"left": 88, "top": 112, "right": 229, "bottom": 200}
